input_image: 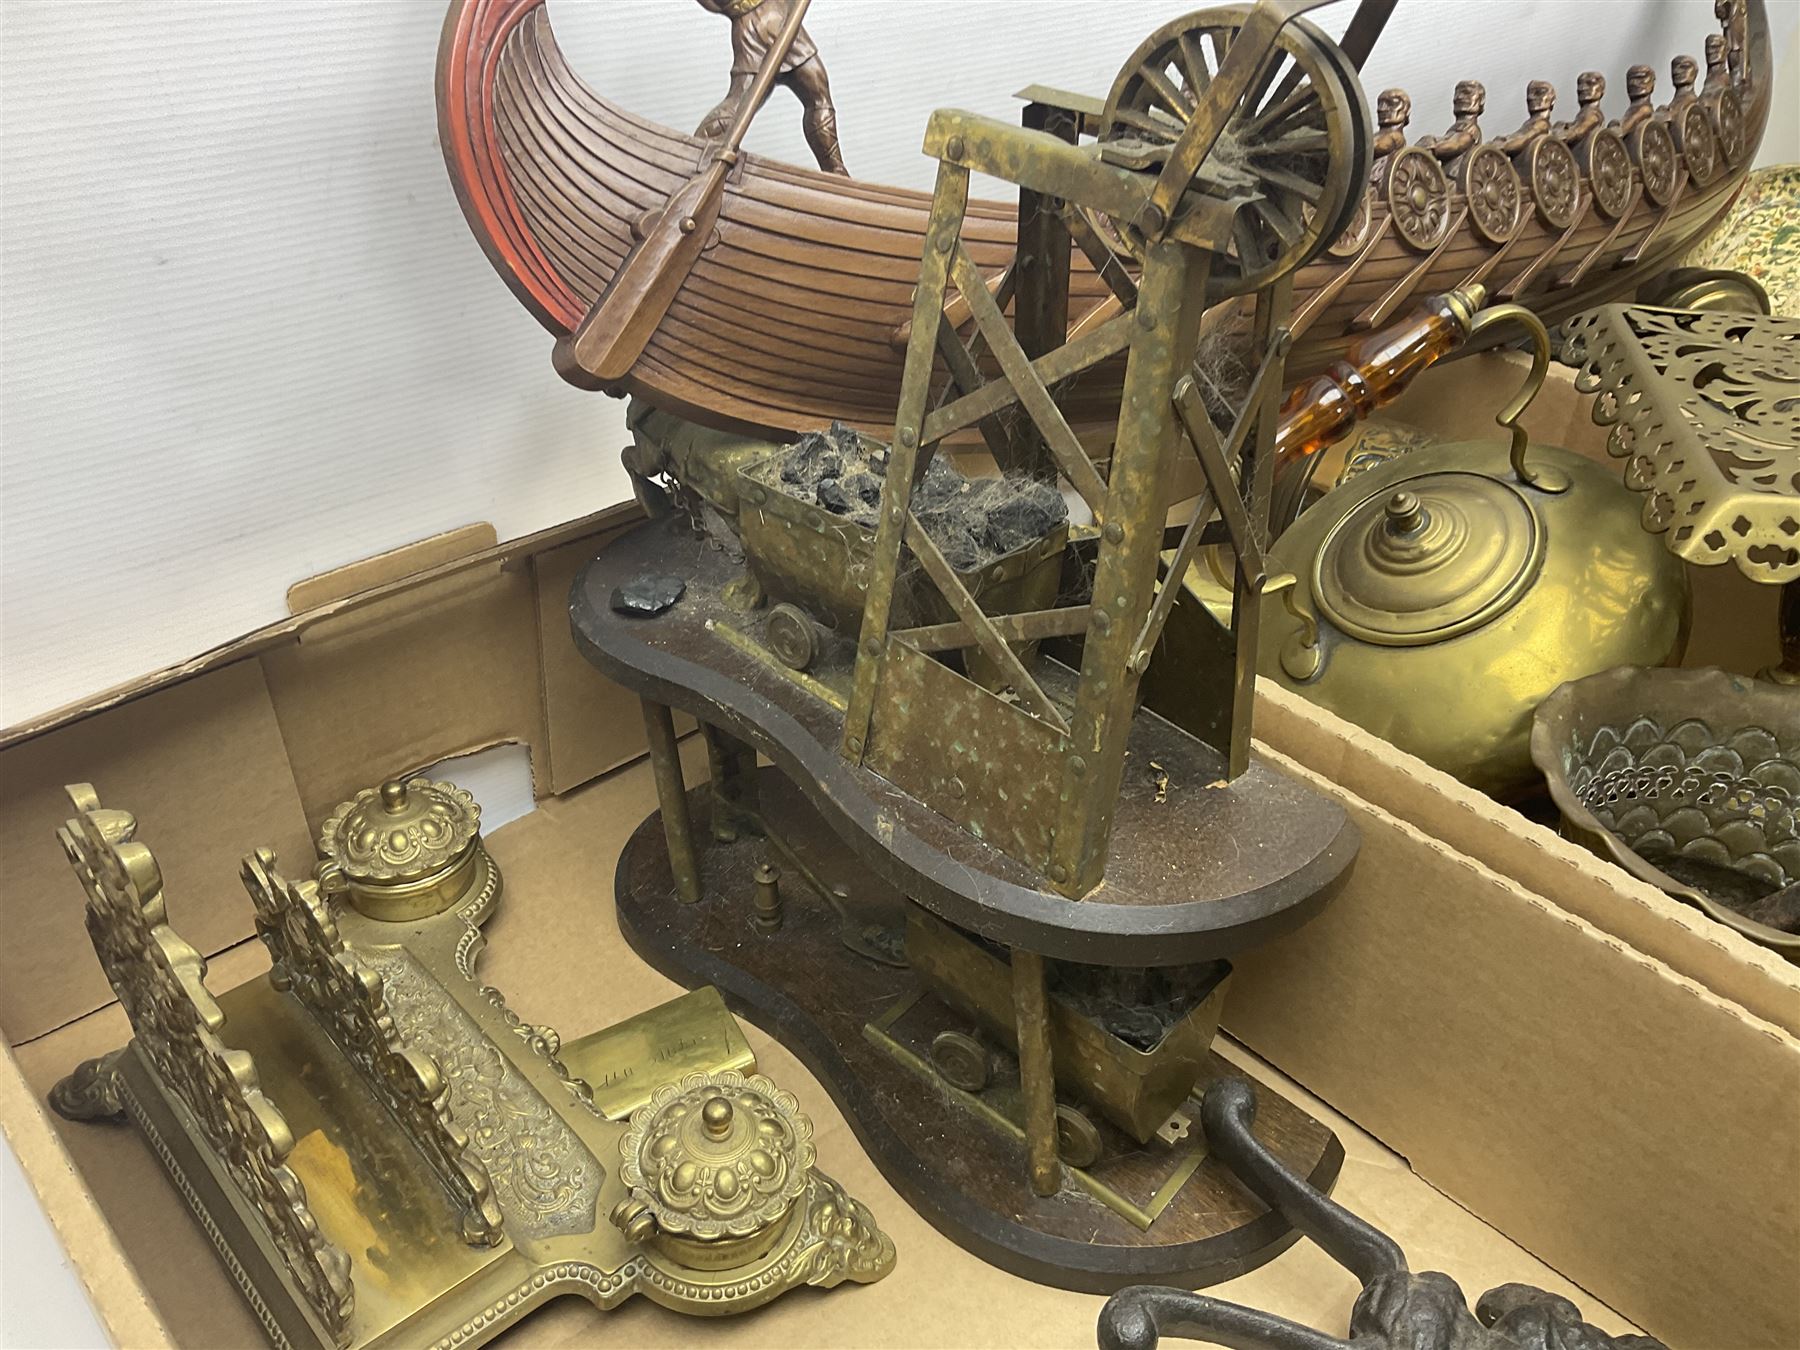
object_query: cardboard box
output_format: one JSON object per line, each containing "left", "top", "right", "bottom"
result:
{"left": 2, "top": 361, "right": 1794, "bottom": 1348}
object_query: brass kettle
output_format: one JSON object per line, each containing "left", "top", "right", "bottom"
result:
{"left": 1258, "top": 308, "right": 1691, "bottom": 799}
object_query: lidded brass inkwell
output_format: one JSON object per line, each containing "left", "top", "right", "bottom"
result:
{"left": 1261, "top": 309, "right": 1691, "bottom": 797}
{"left": 317, "top": 777, "right": 496, "bottom": 921}
{"left": 612, "top": 1070, "right": 815, "bottom": 1270}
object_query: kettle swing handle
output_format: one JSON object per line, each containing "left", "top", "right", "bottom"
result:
{"left": 1463, "top": 301, "right": 1568, "bottom": 494}
{"left": 1269, "top": 573, "right": 1322, "bottom": 681}
{"left": 1269, "top": 298, "right": 1564, "bottom": 679}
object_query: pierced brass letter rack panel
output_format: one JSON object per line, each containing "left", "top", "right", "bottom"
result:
{"left": 51, "top": 780, "right": 893, "bottom": 1350}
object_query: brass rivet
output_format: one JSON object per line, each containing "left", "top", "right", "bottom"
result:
{"left": 1091, "top": 610, "right": 1112, "bottom": 634}
{"left": 949, "top": 777, "right": 966, "bottom": 800}
{"left": 1070, "top": 756, "right": 1086, "bottom": 776}
{"left": 1130, "top": 649, "right": 1152, "bottom": 674}
{"left": 863, "top": 638, "right": 882, "bottom": 659}
{"left": 900, "top": 427, "right": 918, "bottom": 448}
{"left": 1049, "top": 863, "right": 1069, "bottom": 883}
{"left": 847, "top": 736, "right": 864, "bottom": 755}
{"left": 1138, "top": 309, "right": 1157, "bottom": 331}
{"left": 945, "top": 135, "right": 966, "bottom": 160}
{"left": 1102, "top": 521, "right": 1124, "bottom": 544}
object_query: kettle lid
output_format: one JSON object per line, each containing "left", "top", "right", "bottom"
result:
{"left": 1312, "top": 470, "right": 1545, "bottom": 646}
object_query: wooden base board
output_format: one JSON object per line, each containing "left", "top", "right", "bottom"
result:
{"left": 613, "top": 771, "right": 1344, "bottom": 1293}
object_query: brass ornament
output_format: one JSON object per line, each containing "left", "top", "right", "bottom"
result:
{"left": 1582, "top": 128, "right": 1633, "bottom": 219}
{"left": 1523, "top": 134, "right": 1580, "bottom": 228}
{"left": 1642, "top": 267, "right": 1770, "bottom": 315}
{"left": 1564, "top": 306, "right": 1800, "bottom": 584}
{"left": 1262, "top": 310, "right": 1690, "bottom": 796}
{"left": 1632, "top": 119, "right": 1679, "bottom": 205}
{"left": 1673, "top": 101, "right": 1719, "bottom": 186}
{"left": 318, "top": 778, "right": 487, "bottom": 920}
{"left": 1266, "top": 437, "right": 1691, "bottom": 796}
{"left": 1461, "top": 143, "right": 1521, "bottom": 244}
{"left": 1386, "top": 146, "right": 1451, "bottom": 251}
{"left": 1532, "top": 667, "right": 1800, "bottom": 956}
{"left": 1708, "top": 85, "right": 1747, "bottom": 166}
{"left": 1327, "top": 188, "right": 1374, "bottom": 258}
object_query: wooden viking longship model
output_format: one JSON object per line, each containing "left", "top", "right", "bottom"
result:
{"left": 439, "top": 0, "right": 1771, "bottom": 440}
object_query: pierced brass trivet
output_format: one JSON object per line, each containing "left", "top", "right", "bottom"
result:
{"left": 1564, "top": 305, "right": 1799, "bottom": 584}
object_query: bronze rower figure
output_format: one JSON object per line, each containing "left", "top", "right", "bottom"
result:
{"left": 694, "top": 0, "right": 848, "bottom": 174}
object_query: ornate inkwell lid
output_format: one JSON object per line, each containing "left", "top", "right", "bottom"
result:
{"left": 612, "top": 1070, "right": 814, "bottom": 1252}
{"left": 317, "top": 777, "right": 490, "bottom": 921}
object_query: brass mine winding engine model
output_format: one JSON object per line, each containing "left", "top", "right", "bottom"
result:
{"left": 447, "top": 0, "right": 1775, "bottom": 1297}
{"left": 565, "top": 0, "right": 1382, "bottom": 1289}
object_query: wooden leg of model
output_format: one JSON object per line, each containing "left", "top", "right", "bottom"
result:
{"left": 1012, "top": 948, "right": 1061, "bottom": 1197}
{"left": 641, "top": 699, "right": 703, "bottom": 903}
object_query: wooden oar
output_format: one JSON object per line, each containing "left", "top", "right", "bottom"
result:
{"left": 554, "top": 0, "right": 814, "bottom": 388}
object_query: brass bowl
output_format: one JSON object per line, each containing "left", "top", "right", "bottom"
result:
{"left": 1531, "top": 667, "right": 1800, "bottom": 956}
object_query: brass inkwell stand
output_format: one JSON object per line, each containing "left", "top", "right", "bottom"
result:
{"left": 568, "top": 0, "right": 1372, "bottom": 1289}
{"left": 50, "top": 777, "right": 893, "bottom": 1349}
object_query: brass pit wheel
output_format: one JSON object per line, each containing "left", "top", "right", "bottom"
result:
{"left": 1096, "top": 5, "right": 1370, "bottom": 299}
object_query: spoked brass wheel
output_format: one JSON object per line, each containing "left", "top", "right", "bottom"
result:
{"left": 1095, "top": 5, "right": 1370, "bottom": 299}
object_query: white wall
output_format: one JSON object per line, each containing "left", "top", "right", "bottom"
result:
{"left": 2, "top": 0, "right": 1794, "bottom": 728}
